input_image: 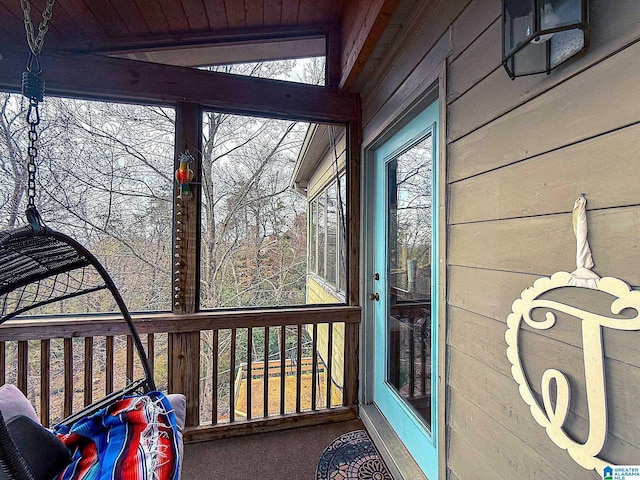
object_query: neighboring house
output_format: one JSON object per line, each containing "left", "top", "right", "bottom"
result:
{"left": 291, "top": 123, "right": 348, "bottom": 398}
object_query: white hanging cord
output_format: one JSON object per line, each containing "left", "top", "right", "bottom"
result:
{"left": 569, "top": 194, "right": 600, "bottom": 289}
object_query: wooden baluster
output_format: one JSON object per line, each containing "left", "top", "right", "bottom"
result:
{"left": 147, "top": 334, "right": 155, "bottom": 382}
{"left": 326, "top": 322, "right": 333, "bottom": 409}
{"left": 84, "top": 337, "right": 93, "bottom": 407}
{"left": 421, "top": 321, "right": 427, "bottom": 396}
{"left": 343, "top": 321, "right": 358, "bottom": 407}
{"left": 126, "top": 336, "right": 134, "bottom": 383}
{"left": 106, "top": 336, "right": 114, "bottom": 395}
{"left": 212, "top": 329, "right": 218, "bottom": 425}
{"left": 409, "top": 317, "right": 415, "bottom": 398}
{"left": 280, "top": 326, "right": 286, "bottom": 416}
{"left": 296, "top": 325, "right": 302, "bottom": 413}
{"left": 263, "top": 326, "right": 269, "bottom": 418}
{"left": 40, "top": 340, "right": 50, "bottom": 427}
{"left": 311, "top": 323, "right": 318, "bottom": 411}
{"left": 63, "top": 338, "right": 73, "bottom": 418}
{"left": 229, "top": 328, "right": 236, "bottom": 423}
{"left": 17, "top": 341, "right": 28, "bottom": 394}
{"left": 246, "top": 327, "right": 252, "bottom": 420}
{"left": 0, "top": 341, "right": 5, "bottom": 385}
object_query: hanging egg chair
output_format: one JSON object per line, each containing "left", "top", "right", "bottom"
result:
{"left": 0, "top": 2, "right": 182, "bottom": 479}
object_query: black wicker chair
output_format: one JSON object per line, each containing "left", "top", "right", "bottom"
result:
{"left": 0, "top": 213, "right": 156, "bottom": 479}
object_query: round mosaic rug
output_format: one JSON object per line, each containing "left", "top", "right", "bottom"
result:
{"left": 316, "top": 430, "right": 393, "bottom": 480}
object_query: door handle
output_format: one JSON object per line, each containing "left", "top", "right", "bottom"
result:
{"left": 369, "top": 292, "right": 380, "bottom": 301}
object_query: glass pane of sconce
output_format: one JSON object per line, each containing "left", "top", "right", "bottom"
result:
{"left": 542, "top": 0, "right": 583, "bottom": 30}
{"left": 503, "top": 0, "right": 535, "bottom": 57}
{"left": 513, "top": 41, "right": 547, "bottom": 76}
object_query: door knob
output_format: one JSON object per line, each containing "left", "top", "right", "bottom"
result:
{"left": 369, "top": 292, "right": 380, "bottom": 301}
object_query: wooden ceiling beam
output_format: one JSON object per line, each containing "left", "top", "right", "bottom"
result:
{"left": 61, "top": 24, "right": 333, "bottom": 55}
{"left": 0, "top": 46, "right": 358, "bottom": 123}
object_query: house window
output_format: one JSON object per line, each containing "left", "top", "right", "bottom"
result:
{"left": 317, "top": 192, "right": 326, "bottom": 281}
{"left": 309, "top": 198, "right": 318, "bottom": 274}
{"left": 326, "top": 183, "right": 337, "bottom": 287}
{"left": 307, "top": 172, "right": 347, "bottom": 301}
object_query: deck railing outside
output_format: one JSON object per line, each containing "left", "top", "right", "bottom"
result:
{"left": 0, "top": 306, "right": 360, "bottom": 440}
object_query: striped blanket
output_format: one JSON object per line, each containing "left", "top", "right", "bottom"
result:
{"left": 54, "top": 392, "right": 181, "bottom": 480}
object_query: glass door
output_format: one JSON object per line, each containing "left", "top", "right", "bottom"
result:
{"left": 372, "top": 101, "right": 439, "bottom": 479}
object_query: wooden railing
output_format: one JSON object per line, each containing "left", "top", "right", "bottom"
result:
{"left": 0, "top": 306, "right": 360, "bottom": 441}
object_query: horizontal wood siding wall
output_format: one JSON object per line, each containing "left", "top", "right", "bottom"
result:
{"left": 360, "top": 0, "right": 640, "bottom": 478}
{"left": 307, "top": 128, "right": 347, "bottom": 200}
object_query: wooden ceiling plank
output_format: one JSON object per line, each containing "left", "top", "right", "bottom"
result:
{"left": 182, "top": 0, "right": 209, "bottom": 31}
{"left": 0, "top": 4, "right": 17, "bottom": 49}
{"left": 263, "top": 0, "right": 282, "bottom": 27}
{"left": 84, "top": 0, "right": 130, "bottom": 37}
{"left": 340, "top": 0, "right": 400, "bottom": 90}
{"left": 26, "top": 1, "right": 90, "bottom": 48}
{"left": 0, "top": 47, "right": 359, "bottom": 122}
{"left": 204, "top": 0, "right": 229, "bottom": 29}
{"left": 0, "top": 2, "right": 28, "bottom": 40}
{"left": 312, "top": 0, "right": 334, "bottom": 24}
{"left": 107, "top": 0, "right": 151, "bottom": 36}
{"left": 280, "top": 0, "right": 299, "bottom": 25}
{"left": 225, "top": 0, "right": 247, "bottom": 28}
{"left": 57, "top": 0, "right": 110, "bottom": 39}
{"left": 244, "top": 0, "right": 263, "bottom": 28}
{"left": 157, "top": 0, "right": 190, "bottom": 32}
{"left": 333, "top": 0, "right": 347, "bottom": 22}
{"left": 133, "top": 0, "right": 171, "bottom": 33}
{"left": 0, "top": 0, "right": 65, "bottom": 47}
{"left": 297, "top": 0, "right": 316, "bottom": 24}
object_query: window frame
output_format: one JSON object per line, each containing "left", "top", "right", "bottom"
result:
{"left": 307, "top": 171, "right": 347, "bottom": 300}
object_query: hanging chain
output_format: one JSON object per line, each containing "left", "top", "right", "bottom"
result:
{"left": 19, "top": 0, "right": 55, "bottom": 210}
{"left": 20, "top": 0, "right": 56, "bottom": 56}
{"left": 25, "top": 98, "right": 40, "bottom": 208}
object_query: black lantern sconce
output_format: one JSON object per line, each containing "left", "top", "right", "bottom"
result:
{"left": 502, "top": 0, "right": 589, "bottom": 79}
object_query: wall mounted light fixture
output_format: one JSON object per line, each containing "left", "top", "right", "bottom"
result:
{"left": 502, "top": 0, "right": 589, "bottom": 79}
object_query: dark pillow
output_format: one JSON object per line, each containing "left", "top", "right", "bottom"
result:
{"left": 0, "top": 415, "right": 70, "bottom": 480}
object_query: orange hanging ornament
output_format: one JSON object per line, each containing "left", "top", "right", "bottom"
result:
{"left": 175, "top": 151, "right": 194, "bottom": 199}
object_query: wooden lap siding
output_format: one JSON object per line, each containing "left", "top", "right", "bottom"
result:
{"left": 360, "top": 0, "right": 640, "bottom": 478}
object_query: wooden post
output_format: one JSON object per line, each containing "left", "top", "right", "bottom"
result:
{"left": 172, "top": 102, "right": 202, "bottom": 314}
{"left": 347, "top": 114, "right": 361, "bottom": 306}
{"left": 342, "top": 321, "right": 359, "bottom": 407}
{"left": 326, "top": 25, "right": 342, "bottom": 89}
{"left": 344, "top": 113, "right": 361, "bottom": 407}
{"left": 168, "top": 102, "right": 202, "bottom": 427}
{"left": 168, "top": 331, "right": 201, "bottom": 427}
